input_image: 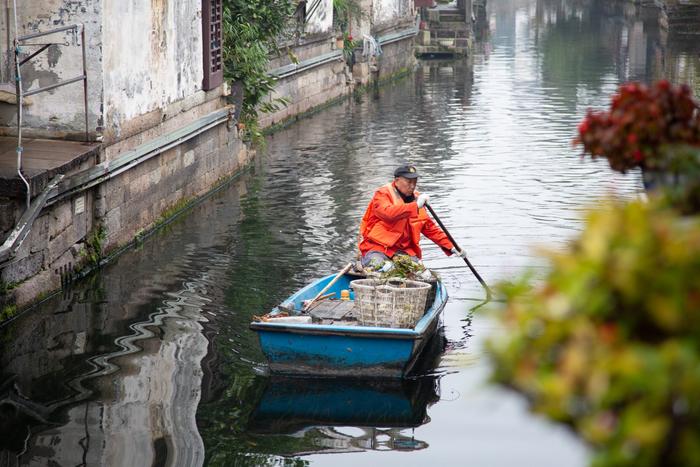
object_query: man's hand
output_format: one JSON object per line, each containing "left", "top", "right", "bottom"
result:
{"left": 417, "top": 193, "right": 430, "bottom": 208}
{"left": 451, "top": 247, "right": 467, "bottom": 258}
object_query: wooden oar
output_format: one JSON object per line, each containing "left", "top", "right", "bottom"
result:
{"left": 302, "top": 262, "right": 353, "bottom": 312}
{"left": 425, "top": 202, "right": 493, "bottom": 300}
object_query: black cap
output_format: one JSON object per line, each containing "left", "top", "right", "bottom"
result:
{"left": 394, "top": 164, "right": 419, "bottom": 179}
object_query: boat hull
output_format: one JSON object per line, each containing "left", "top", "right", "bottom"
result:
{"left": 251, "top": 274, "right": 447, "bottom": 378}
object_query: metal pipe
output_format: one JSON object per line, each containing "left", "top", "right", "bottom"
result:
{"left": 22, "top": 74, "right": 86, "bottom": 97}
{"left": 16, "top": 23, "right": 79, "bottom": 42}
{"left": 13, "top": 0, "right": 31, "bottom": 210}
{"left": 18, "top": 43, "right": 49, "bottom": 66}
{"left": 81, "top": 25, "right": 88, "bottom": 142}
{"left": 4, "top": 3, "right": 11, "bottom": 80}
{"left": 0, "top": 174, "right": 63, "bottom": 264}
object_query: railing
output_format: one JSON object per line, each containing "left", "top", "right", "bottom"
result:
{"left": 13, "top": 22, "right": 89, "bottom": 209}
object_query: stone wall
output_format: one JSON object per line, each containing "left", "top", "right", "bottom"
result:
{"left": 375, "top": 38, "right": 417, "bottom": 81}
{"left": 2, "top": 120, "right": 248, "bottom": 309}
{"left": 1, "top": 157, "right": 97, "bottom": 301}
{"left": 259, "top": 58, "right": 349, "bottom": 128}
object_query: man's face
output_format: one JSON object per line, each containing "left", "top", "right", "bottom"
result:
{"left": 395, "top": 176, "right": 417, "bottom": 197}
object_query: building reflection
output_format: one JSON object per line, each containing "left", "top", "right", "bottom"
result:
{"left": 0, "top": 268, "right": 212, "bottom": 466}
{"left": 480, "top": 0, "right": 699, "bottom": 94}
{"left": 0, "top": 184, "right": 249, "bottom": 466}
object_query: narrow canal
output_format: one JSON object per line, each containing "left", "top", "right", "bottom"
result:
{"left": 2, "top": 1, "right": 699, "bottom": 465}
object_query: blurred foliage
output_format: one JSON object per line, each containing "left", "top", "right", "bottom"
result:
{"left": 488, "top": 199, "right": 700, "bottom": 467}
{"left": 575, "top": 81, "right": 700, "bottom": 173}
{"left": 650, "top": 145, "right": 700, "bottom": 215}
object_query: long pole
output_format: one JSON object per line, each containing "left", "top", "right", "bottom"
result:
{"left": 425, "top": 202, "right": 492, "bottom": 300}
{"left": 302, "top": 262, "right": 353, "bottom": 312}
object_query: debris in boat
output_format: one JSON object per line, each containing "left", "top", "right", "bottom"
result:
{"left": 264, "top": 316, "right": 313, "bottom": 324}
{"left": 252, "top": 311, "right": 289, "bottom": 322}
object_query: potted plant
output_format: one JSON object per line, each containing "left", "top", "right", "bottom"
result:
{"left": 342, "top": 32, "right": 357, "bottom": 63}
{"left": 574, "top": 81, "right": 700, "bottom": 191}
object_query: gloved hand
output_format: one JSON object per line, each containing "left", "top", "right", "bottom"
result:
{"left": 416, "top": 193, "right": 430, "bottom": 209}
{"left": 451, "top": 247, "right": 467, "bottom": 259}
{"left": 379, "top": 261, "right": 395, "bottom": 273}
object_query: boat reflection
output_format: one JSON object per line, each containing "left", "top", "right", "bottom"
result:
{"left": 247, "top": 332, "right": 445, "bottom": 455}
{"left": 251, "top": 375, "right": 440, "bottom": 434}
{"left": 249, "top": 375, "right": 438, "bottom": 454}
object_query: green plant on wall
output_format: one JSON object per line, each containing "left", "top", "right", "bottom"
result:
{"left": 82, "top": 223, "right": 107, "bottom": 268}
{"left": 222, "top": 0, "right": 295, "bottom": 141}
{"left": 488, "top": 199, "right": 700, "bottom": 467}
{"left": 333, "top": 0, "right": 363, "bottom": 34}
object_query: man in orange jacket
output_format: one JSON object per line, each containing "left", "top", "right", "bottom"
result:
{"left": 358, "top": 164, "right": 468, "bottom": 269}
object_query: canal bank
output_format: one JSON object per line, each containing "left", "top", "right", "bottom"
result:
{"left": 0, "top": 0, "right": 426, "bottom": 315}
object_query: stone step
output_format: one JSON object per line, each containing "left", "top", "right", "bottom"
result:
{"left": 429, "top": 20, "right": 471, "bottom": 27}
{"left": 427, "top": 25, "right": 470, "bottom": 32}
{"left": 439, "top": 14, "right": 467, "bottom": 22}
{"left": 432, "top": 31, "right": 470, "bottom": 39}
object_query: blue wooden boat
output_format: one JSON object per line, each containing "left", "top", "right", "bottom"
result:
{"left": 250, "top": 273, "right": 448, "bottom": 378}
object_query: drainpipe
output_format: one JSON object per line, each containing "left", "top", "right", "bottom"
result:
{"left": 12, "top": 0, "right": 30, "bottom": 210}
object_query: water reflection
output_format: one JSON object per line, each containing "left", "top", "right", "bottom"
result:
{"left": 249, "top": 376, "right": 439, "bottom": 436}
{"left": 1, "top": 0, "right": 699, "bottom": 466}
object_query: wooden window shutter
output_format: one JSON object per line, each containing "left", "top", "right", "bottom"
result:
{"left": 202, "top": 0, "right": 223, "bottom": 90}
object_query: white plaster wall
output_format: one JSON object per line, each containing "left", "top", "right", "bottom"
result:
{"left": 0, "top": 0, "right": 103, "bottom": 135}
{"left": 305, "top": 0, "right": 333, "bottom": 34}
{"left": 372, "top": 0, "right": 412, "bottom": 27}
{"left": 102, "top": 0, "right": 203, "bottom": 138}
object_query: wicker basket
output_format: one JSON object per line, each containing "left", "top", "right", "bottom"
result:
{"left": 350, "top": 278, "right": 432, "bottom": 328}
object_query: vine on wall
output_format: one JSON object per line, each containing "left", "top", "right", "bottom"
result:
{"left": 222, "top": 0, "right": 295, "bottom": 139}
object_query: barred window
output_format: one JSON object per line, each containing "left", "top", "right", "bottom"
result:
{"left": 202, "top": 0, "right": 223, "bottom": 90}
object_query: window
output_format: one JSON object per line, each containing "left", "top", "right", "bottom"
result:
{"left": 202, "top": 0, "right": 223, "bottom": 91}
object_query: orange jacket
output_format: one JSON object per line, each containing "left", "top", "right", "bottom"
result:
{"left": 359, "top": 182, "right": 454, "bottom": 259}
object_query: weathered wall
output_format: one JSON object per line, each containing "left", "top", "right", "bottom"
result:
{"left": 102, "top": 124, "right": 247, "bottom": 250}
{"left": 102, "top": 0, "right": 204, "bottom": 143}
{"left": 305, "top": 0, "right": 334, "bottom": 34}
{"left": 0, "top": 0, "right": 208, "bottom": 142}
{"left": 0, "top": 0, "right": 103, "bottom": 138}
{"left": 0, "top": 159, "right": 96, "bottom": 303}
{"left": 372, "top": 0, "right": 413, "bottom": 32}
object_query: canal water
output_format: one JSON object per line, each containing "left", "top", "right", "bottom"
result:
{"left": 2, "top": 1, "right": 699, "bottom": 465}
